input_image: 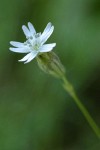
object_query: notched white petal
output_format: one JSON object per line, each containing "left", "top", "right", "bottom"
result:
{"left": 22, "top": 25, "right": 31, "bottom": 37}
{"left": 42, "top": 22, "right": 52, "bottom": 37}
{"left": 40, "top": 43, "right": 56, "bottom": 52}
{"left": 10, "top": 41, "right": 24, "bottom": 48}
{"left": 41, "top": 26, "right": 54, "bottom": 44}
{"left": 9, "top": 47, "right": 30, "bottom": 53}
{"left": 28, "top": 22, "right": 36, "bottom": 34}
{"left": 18, "top": 53, "right": 32, "bottom": 62}
{"left": 18, "top": 52, "right": 38, "bottom": 63}
{"left": 24, "top": 52, "right": 37, "bottom": 64}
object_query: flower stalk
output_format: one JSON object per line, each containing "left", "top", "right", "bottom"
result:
{"left": 62, "top": 75, "right": 100, "bottom": 138}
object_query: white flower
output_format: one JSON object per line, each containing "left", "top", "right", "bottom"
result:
{"left": 9, "top": 22, "right": 56, "bottom": 64}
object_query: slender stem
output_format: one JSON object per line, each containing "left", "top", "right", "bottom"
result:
{"left": 61, "top": 75, "right": 100, "bottom": 138}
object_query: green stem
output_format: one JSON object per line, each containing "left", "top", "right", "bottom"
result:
{"left": 61, "top": 75, "right": 100, "bottom": 138}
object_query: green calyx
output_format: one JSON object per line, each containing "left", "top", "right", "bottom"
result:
{"left": 36, "top": 51, "right": 65, "bottom": 78}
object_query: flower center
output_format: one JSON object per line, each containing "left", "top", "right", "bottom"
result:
{"left": 24, "top": 33, "right": 41, "bottom": 51}
{"left": 35, "top": 33, "right": 41, "bottom": 38}
{"left": 33, "top": 43, "right": 40, "bottom": 50}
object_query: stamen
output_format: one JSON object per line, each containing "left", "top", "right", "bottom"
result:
{"left": 29, "top": 36, "right": 33, "bottom": 39}
{"left": 35, "top": 32, "right": 41, "bottom": 38}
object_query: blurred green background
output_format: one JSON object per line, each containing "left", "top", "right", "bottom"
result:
{"left": 0, "top": 0, "right": 100, "bottom": 149}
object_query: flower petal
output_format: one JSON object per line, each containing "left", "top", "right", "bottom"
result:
{"left": 18, "top": 51, "right": 38, "bottom": 63}
{"left": 41, "top": 22, "right": 52, "bottom": 37}
{"left": 40, "top": 43, "right": 56, "bottom": 52}
{"left": 22, "top": 25, "right": 31, "bottom": 37}
{"left": 28, "top": 22, "right": 36, "bottom": 35}
{"left": 24, "top": 52, "right": 38, "bottom": 64}
{"left": 18, "top": 53, "right": 32, "bottom": 62}
{"left": 41, "top": 26, "right": 54, "bottom": 44}
{"left": 9, "top": 47, "right": 30, "bottom": 53}
{"left": 10, "top": 41, "right": 24, "bottom": 48}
